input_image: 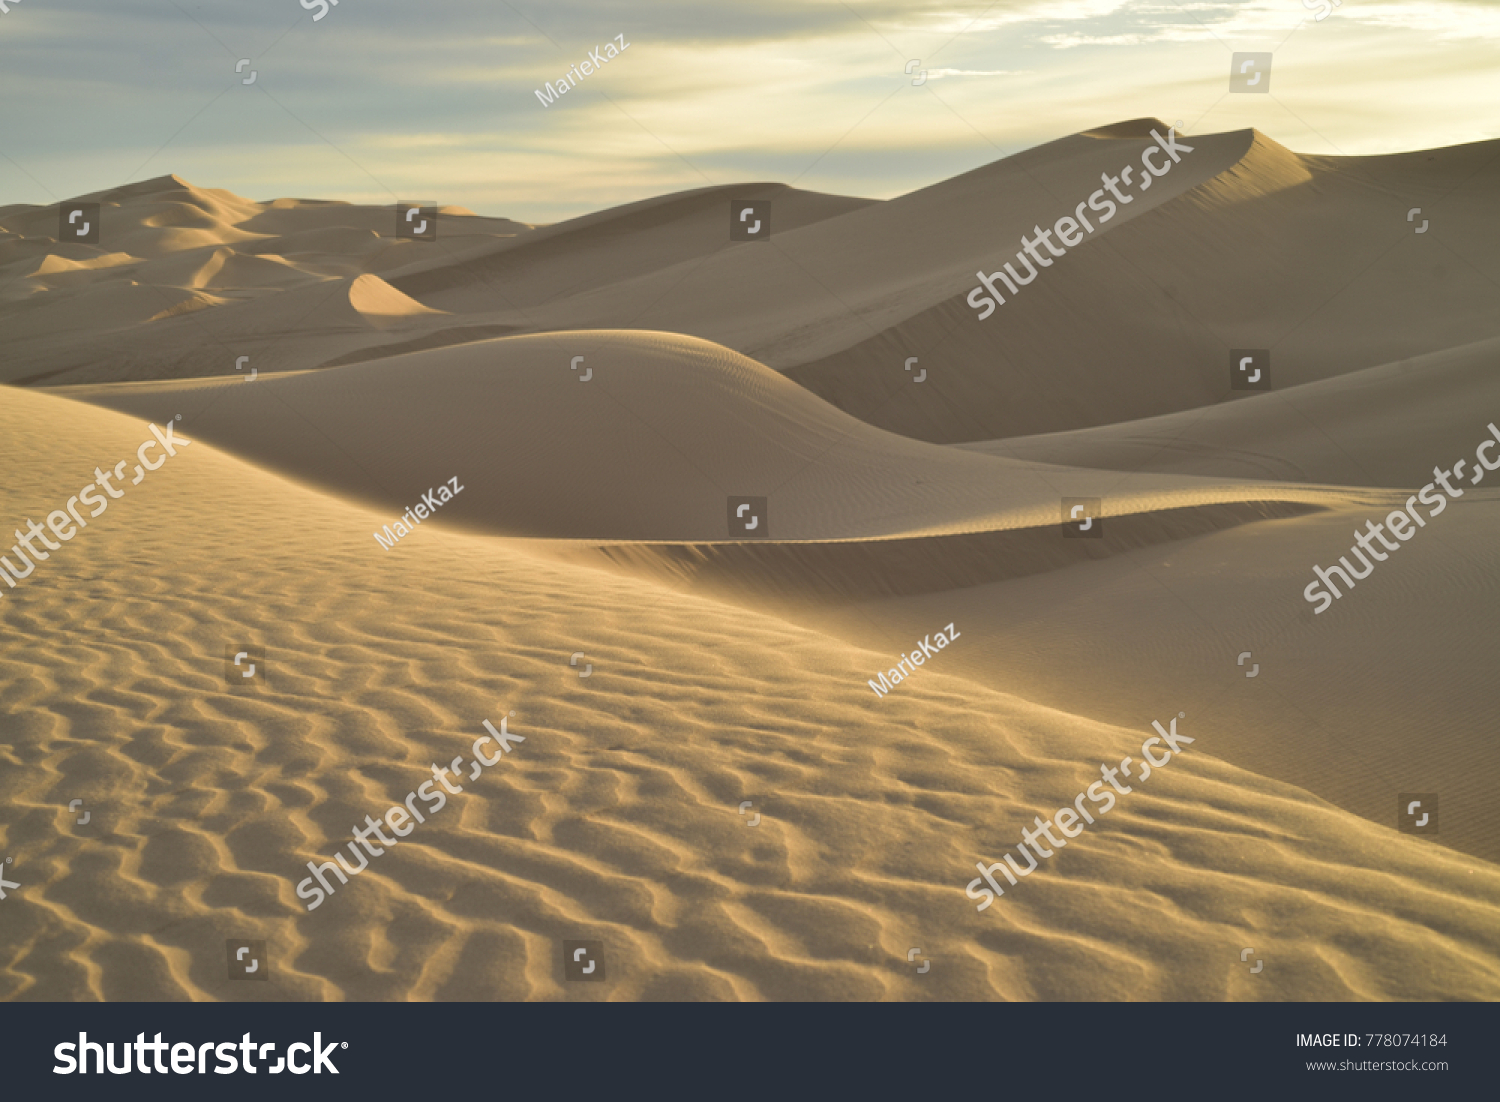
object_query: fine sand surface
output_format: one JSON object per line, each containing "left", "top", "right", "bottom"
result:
{"left": 2, "top": 119, "right": 1498, "bottom": 1001}
{"left": 3, "top": 389, "right": 1498, "bottom": 1002}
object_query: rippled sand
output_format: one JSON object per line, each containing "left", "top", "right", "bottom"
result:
{"left": 3, "top": 386, "right": 1497, "bottom": 1001}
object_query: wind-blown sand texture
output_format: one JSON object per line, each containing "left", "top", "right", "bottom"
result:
{"left": 2, "top": 119, "right": 1498, "bottom": 1000}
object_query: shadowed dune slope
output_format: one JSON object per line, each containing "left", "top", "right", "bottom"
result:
{"left": 2, "top": 388, "right": 1498, "bottom": 1002}
{"left": 960, "top": 335, "right": 1500, "bottom": 488}
{"left": 53, "top": 330, "right": 1345, "bottom": 543}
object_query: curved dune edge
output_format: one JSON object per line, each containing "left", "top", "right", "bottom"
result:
{"left": 50, "top": 330, "right": 1356, "bottom": 545}
{"left": 782, "top": 129, "right": 1500, "bottom": 442}
{"left": 346, "top": 273, "right": 448, "bottom": 329}
{"left": 539, "top": 499, "right": 1327, "bottom": 606}
{"left": 962, "top": 334, "right": 1500, "bottom": 489}
{"left": 9, "top": 122, "right": 1496, "bottom": 450}
{"left": 3, "top": 388, "right": 1498, "bottom": 1002}
{"left": 387, "top": 181, "right": 876, "bottom": 308}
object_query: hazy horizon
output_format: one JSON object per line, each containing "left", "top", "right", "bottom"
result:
{"left": 1, "top": 0, "right": 1496, "bottom": 223}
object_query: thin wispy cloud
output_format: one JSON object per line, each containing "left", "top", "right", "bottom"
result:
{"left": 0, "top": 0, "right": 1492, "bottom": 220}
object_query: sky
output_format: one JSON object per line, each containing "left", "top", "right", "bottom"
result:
{"left": 0, "top": 0, "right": 1496, "bottom": 223}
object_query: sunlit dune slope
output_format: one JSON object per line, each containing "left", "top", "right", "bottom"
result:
{"left": 504, "top": 122, "right": 1250, "bottom": 366}
{"left": 775, "top": 490, "right": 1500, "bottom": 863}
{"left": 387, "top": 182, "right": 877, "bottom": 311}
{"left": 784, "top": 131, "right": 1500, "bottom": 441}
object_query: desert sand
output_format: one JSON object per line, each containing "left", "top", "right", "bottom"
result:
{"left": 2, "top": 119, "right": 1498, "bottom": 1000}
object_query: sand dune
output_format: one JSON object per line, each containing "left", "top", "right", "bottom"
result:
{"left": 3, "top": 280, "right": 218, "bottom": 342}
{"left": 2, "top": 389, "right": 1497, "bottom": 1002}
{"left": 962, "top": 335, "right": 1500, "bottom": 488}
{"left": 57, "top": 329, "right": 1344, "bottom": 543}
{"left": 4, "top": 119, "right": 1498, "bottom": 1003}
{"left": 136, "top": 247, "right": 313, "bottom": 294}
{"left": 783, "top": 131, "right": 1500, "bottom": 441}
{"left": 685, "top": 491, "right": 1500, "bottom": 867}
{"left": 238, "top": 226, "right": 389, "bottom": 262}
{"left": 16, "top": 122, "right": 1487, "bottom": 431}
{"left": 25, "top": 253, "right": 139, "bottom": 280}
{"left": 388, "top": 182, "right": 876, "bottom": 312}
{"left": 482, "top": 123, "right": 1251, "bottom": 365}
{"left": 0, "top": 176, "right": 528, "bottom": 385}
{"left": 345, "top": 274, "right": 448, "bottom": 329}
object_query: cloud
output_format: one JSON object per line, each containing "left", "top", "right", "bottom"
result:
{"left": 0, "top": 0, "right": 1493, "bottom": 220}
{"left": 924, "top": 68, "right": 1025, "bottom": 79}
